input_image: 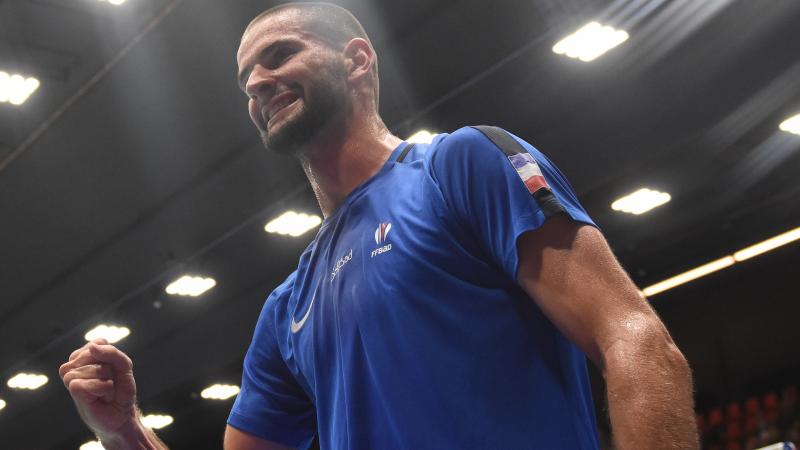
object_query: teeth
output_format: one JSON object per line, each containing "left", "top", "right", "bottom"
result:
{"left": 270, "top": 96, "right": 295, "bottom": 118}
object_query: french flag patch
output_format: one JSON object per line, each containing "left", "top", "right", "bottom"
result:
{"left": 507, "top": 152, "right": 549, "bottom": 194}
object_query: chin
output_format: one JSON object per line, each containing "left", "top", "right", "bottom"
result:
{"left": 262, "top": 108, "right": 317, "bottom": 156}
{"left": 261, "top": 79, "right": 349, "bottom": 156}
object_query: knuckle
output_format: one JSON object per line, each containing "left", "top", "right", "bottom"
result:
{"left": 67, "top": 379, "right": 83, "bottom": 394}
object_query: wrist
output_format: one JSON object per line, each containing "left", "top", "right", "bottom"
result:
{"left": 97, "top": 415, "right": 158, "bottom": 450}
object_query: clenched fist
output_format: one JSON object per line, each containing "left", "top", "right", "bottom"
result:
{"left": 59, "top": 338, "right": 138, "bottom": 441}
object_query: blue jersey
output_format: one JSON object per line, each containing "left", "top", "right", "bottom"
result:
{"left": 228, "top": 126, "right": 601, "bottom": 449}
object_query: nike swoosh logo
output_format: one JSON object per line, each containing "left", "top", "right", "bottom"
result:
{"left": 291, "top": 290, "right": 316, "bottom": 333}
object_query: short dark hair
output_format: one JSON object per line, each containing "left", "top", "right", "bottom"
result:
{"left": 248, "top": 2, "right": 380, "bottom": 107}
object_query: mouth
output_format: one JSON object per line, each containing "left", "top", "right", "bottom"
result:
{"left": 264, "top": 92, "right": 300, "bottom": 127}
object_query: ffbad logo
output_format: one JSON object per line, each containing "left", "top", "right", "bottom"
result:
{"left": 371, "top": 222, "right": 392, "bottom": 258}
{"left": 374, "top": 222, "right": 391, "bottom": 245}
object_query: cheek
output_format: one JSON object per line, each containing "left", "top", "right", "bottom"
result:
{"left": 248, "top": 99, "right": 263, "bottom": 129}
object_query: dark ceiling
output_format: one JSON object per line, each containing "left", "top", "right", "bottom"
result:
{"left": 1, "top": 0, "right": 799, "bottom": 448}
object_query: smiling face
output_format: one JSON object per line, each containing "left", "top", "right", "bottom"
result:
{"left": 237, "top": 11, "right": 350, "bottom": 156}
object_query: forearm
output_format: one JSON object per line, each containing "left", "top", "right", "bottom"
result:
{"left": 97, "top": 410, "right": 169, "bottom": 450}
{"left": 605, "top": 342, "right": 698, "bottom": 450}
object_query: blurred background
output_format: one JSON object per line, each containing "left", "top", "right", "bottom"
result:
{"left": 1, "top": 0, "right": 799, "bottom": 449}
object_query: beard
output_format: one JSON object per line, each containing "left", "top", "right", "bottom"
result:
{"left": 261, "top": 61, "right": 349, "bottom": 156}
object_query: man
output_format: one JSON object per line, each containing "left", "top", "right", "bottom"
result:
{"left": 59, "top": 3, "right": 699, "bottom": 449}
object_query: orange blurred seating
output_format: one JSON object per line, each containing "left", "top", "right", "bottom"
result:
{"left": 763, "top": 391, "right": 779, "bottom": 410}
{"left": 726, "top": 402, "right": 743, "bottom": 423}
{"left": 744, "top": 415, "right": 758, "bottom": 434}
{"left": 709, "top": 407, "right": 724, "bottom": 429}
{"left": 744, "top": 397, "right": 760, "bottom": 418}
{"left": 726, "top": 421, "right": 744, "bottom": 440}
{"left": 724, "top": 439, "right": 742, "bottom": 450}
{"left": 763, "top": 392, "right": 779, "bottom": 423}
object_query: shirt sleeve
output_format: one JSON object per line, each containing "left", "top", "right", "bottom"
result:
{"left": 227, "top": 282, "right": 316, "bottom": 449}
{"left": 428, "top": 126, "right": 596, "bottom": 281}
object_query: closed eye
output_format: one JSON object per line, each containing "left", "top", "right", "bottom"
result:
{"left": 268, "top": 46, "right": 296, "bottom": 70}
{"left": 237, "top": 40, "right": 299, "bottom": 93}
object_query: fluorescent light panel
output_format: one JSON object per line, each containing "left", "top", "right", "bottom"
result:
{"left": 612, "top": 188, "right": 671, "bottom": 215}
{"left": 406, "top": 130, "right": 436, "bottom": 144}
{"left": 733, "top": 227, "right": 800, "bottom": 262}
{"left": 643, "top": 226, "right": 800, "bottom": 297}
{"left": 7, "top": 372, "right": 48, "bottom": 390}
{"left": 201, "top": 383, "right": 240, "bottom": 400}
{"left": 165, "top": 275, "right": 216, "bottom": 297}
{"left": 0, "top": 71, "right": 40, "bottom": 105}
{"left": 98, "top": 0, "right": 126, "bottom": 5}
{"left": 265, "top": 211, "right": 321, "bottom": 237}
{"left": 553, "top": 22, "right": 629, "bottom": 62}
{"left": 85, "top": 324, "right": 130, "bottom": 343}
{"left": 779, "top": 113, "right": 800, "bottom": 136}
{"left": 642, "top": 256, "right": 734, "bottom": 297}
{"left": 80, "top": 441, "right": 105, "bottom": 450}
{"left": 141, "top": 414, "right": 173, "bottom": 429}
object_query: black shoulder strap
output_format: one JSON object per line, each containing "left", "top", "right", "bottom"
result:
{"left": 395, "top": 143, "right": 417, "bottom": 163}
{"left": 470, "top": 125, "right": 527, "bottom": 157}
{"left": 469, "top": 125, "right": 565, "bottom": 218}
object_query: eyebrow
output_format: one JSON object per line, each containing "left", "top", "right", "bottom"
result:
{"left": 237, "top": 39, "right": 294, "bottom": 92}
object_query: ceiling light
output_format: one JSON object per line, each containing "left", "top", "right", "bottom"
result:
{"left": 642, "top": 224, "right": 800, "bottom": 297}
{"left": 552, "top": 22, "right": 629, "bottom": 62}
{"left": 0, "top": 71, "right": 40, "bottom": 105}
{"left": 611, "top": 188, "right": 671, "bottom": 215}
{"left": 201, "top": 384, "right": 240, "bottom": 400}
{"left": 779, "top": 113, "right": 800, "bottom": 136}
{"left": 98, "top": 0, "right": 126, "bottom": 5}
{"left": 8, "top": 372, "right": 48, "bottom": 390}
{"left": 165, "top": 275, "right": 216, "bottom": 297}
{"left": 141, "top": 414, "right": 173, "bottom": 429}
{"left": 406, "top": 130, "right": 436, "bottom": 144}
{"left": 80, "top": 441, "right": 105, "bottom": 450}
{"left": 0, "top": 398, "right": 6, "bottom": 411}
{"left": 733, "top": 227, "right": 800, "bottom": 262}
{"left": 264, "top": 211, "right": 322, "bottom": 237}
{"left": 642, "top": 256, "right": 735, "bottom": 297}
{"left": 84, "top": 325, "right": 130, "bottom": 344}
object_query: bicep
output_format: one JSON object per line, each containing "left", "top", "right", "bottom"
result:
{"left": 224, "top": 425, "right": 297, "bottom": 450}
{"left": 515, "top": 214, "right": 666, "bottom": 371}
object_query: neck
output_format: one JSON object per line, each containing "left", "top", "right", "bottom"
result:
{"left": 298, "top": 112, "right": 402, "bottom": 218}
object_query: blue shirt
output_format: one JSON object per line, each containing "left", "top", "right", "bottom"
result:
{"left": 228, "top": 126, "right": 601, "bottom": 449}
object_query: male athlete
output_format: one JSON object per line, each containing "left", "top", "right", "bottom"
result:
{"left": 59, "top": 3, "right": 699, "bottom": 449}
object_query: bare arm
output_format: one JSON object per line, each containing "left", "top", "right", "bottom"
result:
{"left": 516, "top": 214, "right": 699, "bottom": 450}
{"left": 59, "top": 339, "right": 292, "bottom": 450}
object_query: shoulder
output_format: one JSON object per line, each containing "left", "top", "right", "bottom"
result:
{"left": 424, "top": 125, "right": 538, "bottom": 181}
{"left": 426, "top": 125, "right": 540, "bottom": 167}
{"left": 427, "top": 126, "right": 492, "bottom": 160}
{"left": 255, "top": 271, "right": 298, "bottom": 331}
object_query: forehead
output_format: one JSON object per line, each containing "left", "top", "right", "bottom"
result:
{"left": 237, "top": 11, "right": 314, "bottom": 63}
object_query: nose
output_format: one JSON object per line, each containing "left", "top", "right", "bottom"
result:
{"left": 244, "top": 64, "right": 274, "bottom": 103}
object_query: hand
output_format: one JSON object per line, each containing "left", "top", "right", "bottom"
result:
{"left": 59, "top": 338, "right": 139, "bottom": 440}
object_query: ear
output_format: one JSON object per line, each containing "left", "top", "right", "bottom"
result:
{"left": 342, "top": 38, "right": 375, "bottom": 85}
